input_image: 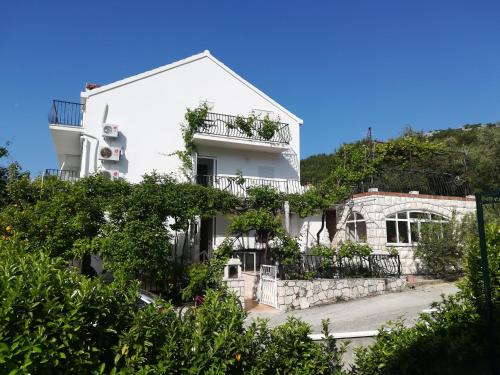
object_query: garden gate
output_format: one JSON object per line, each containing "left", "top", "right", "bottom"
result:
{"left": 259, "top": 265, "right": 278, "bottom": 308}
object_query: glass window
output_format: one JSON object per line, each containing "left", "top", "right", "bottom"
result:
{"left": 386, "top": 210, "right": 448, "bottom": 244}
{"left": 345, "top": 212, "right": 367, "bottom": 243}
{"left": 386, "top": 221, "right": 397, "bottom": 243}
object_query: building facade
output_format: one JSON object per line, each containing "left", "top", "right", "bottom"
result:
{"left": 48, "top": 51, "right": 305, "bottom": 260}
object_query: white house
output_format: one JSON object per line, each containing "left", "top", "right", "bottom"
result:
{"left": 48, "top": 50, "right": 306, "bottom": 261}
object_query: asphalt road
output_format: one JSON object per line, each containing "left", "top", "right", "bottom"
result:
{"left": 246, "top": 282, "right": 459, "bottom": 334}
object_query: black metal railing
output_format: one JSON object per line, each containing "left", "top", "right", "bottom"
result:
{"left": 196, "top": 112, "right": 291, "bottom": 144}
{"left": 44, "top": 169, "right": 79, "bottom": 182}
{"left": 277, "top": 254, "right": 401, "bottom": 280}
{"left": 196, "top": 175, "right": 305, "bottom": 196}
{"left": 352, "top": 169, "right": 472, "bottom": 197}
{"left": 48, "top": 100, "right": 83, "bottom": 126}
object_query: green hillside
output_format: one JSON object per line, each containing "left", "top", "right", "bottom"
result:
{"left": 300, "top": 123, "right": 500, "bottom": 194}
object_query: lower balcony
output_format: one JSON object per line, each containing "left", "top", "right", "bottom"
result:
{"left": 44, "top": 169, "right": 80, "bottom": 182}
{"left": 196, "top": 175, "right": 306, "bottom": 196}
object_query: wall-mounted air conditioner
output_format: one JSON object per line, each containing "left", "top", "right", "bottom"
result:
{"left": 102, "top": 123, "right": 119, "bottom": 138}
{"left": 100, "top": 170, "right": 120, "bottom": 180}
{"left": 98, "top": 146, "right": 121, "bottom": 161}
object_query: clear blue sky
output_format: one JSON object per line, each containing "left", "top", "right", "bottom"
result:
{"left": 1, "top": 0, "right": 499, "bottom": 176}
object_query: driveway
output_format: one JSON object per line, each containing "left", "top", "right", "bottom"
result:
{"left": 246, "top": 282, "right": 459, "bottom": 334}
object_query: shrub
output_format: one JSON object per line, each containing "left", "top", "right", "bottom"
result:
{"left": 0, "top": 240, "right": 139, "bottom": 374}
{"left": 337, "top": 241, "right": 372, "bottom": 258}
{"left": 414, "top": 214, "right": 464, "bottom": 276}
{"left": 353, "top": 295, "right": 490, "bottom": 375}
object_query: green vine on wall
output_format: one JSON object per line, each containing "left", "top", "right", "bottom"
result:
{"left": 174, "top": 103, "right": 211, "bottom": 177}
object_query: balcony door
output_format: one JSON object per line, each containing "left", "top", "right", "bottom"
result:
{"left": 196, "top": 157, "right": 216, "bottom": 186}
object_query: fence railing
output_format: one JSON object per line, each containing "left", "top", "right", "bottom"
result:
{"left": 44, "top": 169, "right": 80, "bottom": 182}
{"left": 196, "top": 175, "right": 305, "bottom": 196}
{"left": 277, "top": 254, "right": 401, "bottom": 280}
{"left": 197, "top": 112, "right": 291, "bottom": 144}
{"left": 48, "top": 100, "right": 83, "bottom": 127}
{"left": 352, "top": 169, "right": 472, "bottom": 197}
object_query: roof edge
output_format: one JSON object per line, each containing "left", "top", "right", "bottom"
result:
{"left": 80, "top": 50, "right": 303, "bottom": 125}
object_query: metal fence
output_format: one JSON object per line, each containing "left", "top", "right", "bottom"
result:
{"left": 277, "top": 254, "right": 401, "bottom": 280}
{"left": 352, "top": 169, "right": 472, "bottom": 197}
{"left": 48, "top": 100, "right": 83, "bottom": 127}
{"left": 196, "top": 175, "right": 305, "bottom": 196}
{"left": 198, "top": 112, "right": 291, "bottom": 144}
{"left": 44, "top": 169, "right": 79, "bottom": 182}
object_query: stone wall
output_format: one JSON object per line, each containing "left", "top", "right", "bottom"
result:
{"left": 225, "top": 278, "right": 245, "bottom": 306}
{"left": 333, "top": 192, "right": 476, "bottom": 274}
{"left": 276, "top": 277, "right": 406, "bottom": 311}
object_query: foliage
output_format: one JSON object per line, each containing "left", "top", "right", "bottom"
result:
{"left": 461, "top": 218, "right": 500, "bottom": 309}
{"left": 0, "top": 240, "right": 139, "bottom": 374}
{"left": 352, "top": 212, "right": 500, "bottom": 374}
{"left": 353, "top": 295, "right": 489, "bottom": 375}
{"left": 228, "top": 209, "right": 283, "bottom": 240}
{"left": 301, "top": 125, "right": 500, "bottom": 193}
{"left": 234, "top": 114, "right": 255, "bottom": 137}
{"left": 246, "top": 185, "right": 285, "bottom": 213}
{"left": 257, "top": 114, "right": 280, "bottom": 140}
{"left": 175, "top": 102, "right": 211, "bottom": 175}
{"left": 337, "top": 241, "right": 372, "bottom": 258}
{"left": 414, "top": 214, "right": 464, "bottom": 276}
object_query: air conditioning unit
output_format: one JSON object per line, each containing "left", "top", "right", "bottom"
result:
{"left": 100, "top": 170, "right": 120, "bottom": 180}
{"left": 102, "top": 123, "right": 119, "bottom": 138}
{"left": 98, "top": 146, "right": 121, "bottom": 161}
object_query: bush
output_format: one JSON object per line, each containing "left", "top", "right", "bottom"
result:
{"left": 414, "top": 214, "right": 464, "bottom": 276}
{"left": 353, "top": 295, "right": 490, "bottom": 375}
{"left": 0, "top": 240, "right": 139, "bottom": 374}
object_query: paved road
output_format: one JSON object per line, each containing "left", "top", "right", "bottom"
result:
{"left": 246, "top": 282, "right": 459, "bottom": 334}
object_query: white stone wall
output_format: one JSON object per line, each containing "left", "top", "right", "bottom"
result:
{"left": 332, "top": 192, "right": 476, "bottom": 274}
{"left": 276, "top": 277, "right": 406, "bottom": 311}
{"left": 224, "top": 278, "right": 245, "bottom": 306}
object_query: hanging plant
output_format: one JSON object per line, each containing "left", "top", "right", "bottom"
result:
{"left": 235, "top": 115, "right": 255, "bottom": 138}
{"left": 258, "top": 115, "right": 280, "bottom": 141}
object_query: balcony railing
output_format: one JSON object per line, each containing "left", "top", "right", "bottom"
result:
{"left": 48, "top": 100, "right": 83, "bottom": 127}
{"left": 196, "top": 112, "right": 291, "bottom": 144}
{"left": 44, "top": 169, "right": 79, "bottom": 182}
{"left": 196, "top": 175, "right": 305, "bottom": 196}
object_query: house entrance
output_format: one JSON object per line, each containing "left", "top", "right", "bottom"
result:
{"left": 199, "top": 217, "right": 214, "bottom": 261}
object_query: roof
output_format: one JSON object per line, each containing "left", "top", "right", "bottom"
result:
{"left": 80, "top": 50, "right": 303, "bottom": 125}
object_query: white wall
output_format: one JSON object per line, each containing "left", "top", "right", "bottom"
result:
{"left": 79, "top": 54, "right": 301, "bottom": 182}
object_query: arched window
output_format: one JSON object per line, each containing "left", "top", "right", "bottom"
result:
{"left": 346, "top": 212, "right": 367, "bottom": 243}
{"left": 386, "top": 211, "right": 447, "bottom": 244}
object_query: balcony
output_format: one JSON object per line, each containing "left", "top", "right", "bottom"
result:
{"left": 44, "top": 169, "right": 79, "bottom": 182}
{"left": 192, "top": 112, "right": 291, "bottom": 152}
{"left": 48, "top": 100, "right": 84, "bottom": 166}
{"left": 196, "top": 175, "right": 305, "bottom": 197}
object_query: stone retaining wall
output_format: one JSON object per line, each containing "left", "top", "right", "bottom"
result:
{"left": 276, "top": 277, "right": 406, "bottom": 311}
{"left": 225, "top": 278, "right": 245, "bottom": 306}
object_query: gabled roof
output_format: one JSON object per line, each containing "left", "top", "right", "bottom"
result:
{"left": 81, "top": 50, "right": 303, "bottom": 124}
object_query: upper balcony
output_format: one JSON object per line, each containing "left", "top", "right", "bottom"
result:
{"left": 48, "top": 100, "right": 84, "bottom": 165}
{"left": 49, "top": 100, "right": 84, "bottom": 127}
{"left": 192, "top": 112, "right": 291, "bottom": 153}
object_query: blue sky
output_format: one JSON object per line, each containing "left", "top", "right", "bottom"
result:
{"left": 1, "top": 0, "right": 499, "bottom": 175}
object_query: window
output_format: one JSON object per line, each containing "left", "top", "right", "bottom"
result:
{"left": 345, "top": 212, "right": 367, "bottom": 243}
{"left": 386, "top": 211, "right": 447, "bottom": 244}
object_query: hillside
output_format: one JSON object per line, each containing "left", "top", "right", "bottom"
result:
{"left": 300, "top": 123, "right": 500, "bottom": 193}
